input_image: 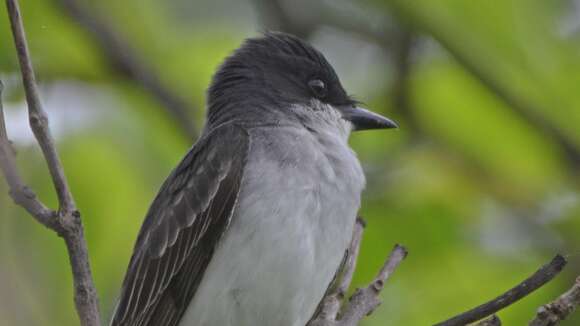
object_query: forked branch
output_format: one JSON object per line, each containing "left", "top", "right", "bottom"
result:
{"left": 1, "top": 1, "right": 101, "bottom": 325}
{"left": 309, "top": 218, "right": 408, "bottom": 326}
{"left": 529, "top": 276, "right": 580, "bottom": 326}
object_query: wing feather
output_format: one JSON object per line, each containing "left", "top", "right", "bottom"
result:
{"left": 111, "top": 124, "right": 249, "bottom": 326}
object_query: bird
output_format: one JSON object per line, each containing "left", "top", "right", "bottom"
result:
{"left": 110, "top": 31, "right": 397, "bottom": 326}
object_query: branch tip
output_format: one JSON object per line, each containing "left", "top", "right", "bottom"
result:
{"left": 435, "top": 254, "right": 568, "bottom": 326}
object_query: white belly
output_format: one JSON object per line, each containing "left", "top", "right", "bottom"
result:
{"left": 179, "top": 126, "right": 364, "bottom": 326}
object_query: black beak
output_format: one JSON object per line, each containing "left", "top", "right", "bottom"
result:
{"left": 340, "top": 106, "right": 398, "bottom": 131}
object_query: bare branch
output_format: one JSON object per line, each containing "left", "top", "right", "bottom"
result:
{"left": 7, "top": 0, "right": 75, "bottom": 214}
{"left": 309, "top": 242, "right": 408, "bottom": 326}
{"left": 54, "top": 0, "right": 198, "bottom": 138}
{"left": 529, "top": 276, "right": 580, "bottom": 326}
{"left": 435, "top": 255, "right": 568, "bottom": 326}
{"left": 2, "top": 1, "right": 101, "bottom": 325}
{"left": 336, "top": 218, "right": 366, "bottom": 300}
{"left": 309, "top": 218, "right": 366, "bottom": 324}
{"left": 308, "top": 216, "right": 407, "bottom": 326}
{"left": 337, "top": 244, "right": 407, "bottom": 326}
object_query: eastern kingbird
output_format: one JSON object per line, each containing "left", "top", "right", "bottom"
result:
{"left": 110, "top": 32, "right": 397, "bottom": 326}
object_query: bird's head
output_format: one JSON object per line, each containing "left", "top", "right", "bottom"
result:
{"left": 206, "top": 32, "right": 397, "bottom": 133}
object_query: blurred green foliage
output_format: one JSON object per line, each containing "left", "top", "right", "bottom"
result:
{"left": 1, "top": 0, "right": 580, "bottom": 325}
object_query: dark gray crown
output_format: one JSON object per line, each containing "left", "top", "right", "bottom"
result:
{"left": 206, "top": 32, "right": 352, "bottom": 127}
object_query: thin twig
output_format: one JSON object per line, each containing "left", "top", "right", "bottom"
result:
{"left": 337, "top": 218, "right": 366, "bottom": 299}
{"left": 529, "top": 276, "right": 580, "bottom": 326}
{"left": 308, "top": 217, "right": 407, "bottom": 326}
{"left": 7, "top": 0, "right": 75, "bottom": 214}
{"left": 3, "top": 1, "right": 101, "bottom": 325}
{"left": 337, "top": 244, "right": 407, "bottom": 326}
{"left": 435, "top": 255, "right": 568, "bottom": 326}
{"left": 309, "top": 218, "right": 366, "bottom": 324}
{"left": 54, "top": 0, "right": 198, "bottom": 138}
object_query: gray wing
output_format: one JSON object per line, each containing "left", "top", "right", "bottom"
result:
{"left": 110, "top": 124, "right": 249, "bottom": 326}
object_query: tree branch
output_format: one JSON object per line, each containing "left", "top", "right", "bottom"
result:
{"left": 435, "top": 255, "right": 567, "bottom": 326}
{"left": 2, "top": 1, "right": 101, "bottom": 325}
{"left": 529, "top": 276, "right": 580, "bottom": 326}
{"left": 54, "top": 0, "right": 199, "bottom": 139}
{"left": 338, "top": 244, "right": 407, "bottom": 326}
{"left": 8, "top": 0, "right": 75, "bottom": 214}
{"left": 309, "top": 217, "right": 408, "bottom": 326}
{"left": 309, "top": 218, "right": 366, "bottom": 324}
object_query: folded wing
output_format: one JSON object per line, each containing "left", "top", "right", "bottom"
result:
{"left": 110, "top": 124, "right": 249, "bottom": 326}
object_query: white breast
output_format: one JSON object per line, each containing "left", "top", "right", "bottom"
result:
{"left": 179, "top": 124, "right": 365, "bottom": 326}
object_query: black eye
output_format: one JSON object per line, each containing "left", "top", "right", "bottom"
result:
{"left": 308, "top": 79, "right": 327, "bottom": 98}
